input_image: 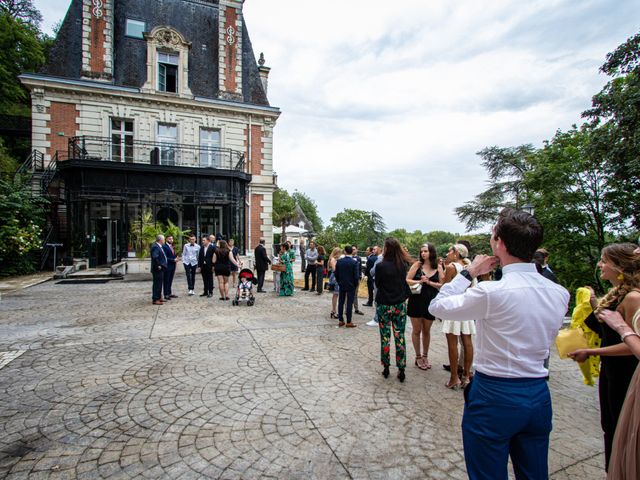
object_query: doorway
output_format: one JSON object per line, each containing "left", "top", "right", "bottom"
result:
{"left": 199, "top": 206, "right": 223, "bottom": 238}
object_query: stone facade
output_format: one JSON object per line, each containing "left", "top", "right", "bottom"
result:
{"left": 20, "top": 0, "right": 280, "bottom": 263}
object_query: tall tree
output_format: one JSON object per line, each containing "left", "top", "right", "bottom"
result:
{"left": 0, "top": 0, "right": 42, "bottom": 26}
{"left": 455, "top": 145, "right": 536, "bottom": 230}
{"left": 291, "top": 190, "right": 323, "bottom": 233}
{"left": 272, "top": 188, "right": 296, "bottom": 242}
{"left": 0, "top": 10, "right": 45, "bottom": 116}
{"left": 326, "top": 209, "right": 386, "bottom": 250}
{"left": 524, "top": 126, "right": 619, "bottom": 291}
{"left": 583, "top": 32, "right": 640, "bottom": 227}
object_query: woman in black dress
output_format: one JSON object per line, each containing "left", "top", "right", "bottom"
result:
{"left": 406, "top": 243, "right": 444, "bottom": 370}
{"left": 569, "top": 243, "right": 640, "bottom": 472}
{"left": 213, "top": 240, "right": 239, "bottom": 300}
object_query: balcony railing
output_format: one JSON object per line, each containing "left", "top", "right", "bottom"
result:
{"left": 68, "top": 136, "right": 246, "bottom": 172}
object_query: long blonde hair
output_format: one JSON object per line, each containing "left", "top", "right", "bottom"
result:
{"left": 596, "top": 243, "right": 640, "bottom": 313}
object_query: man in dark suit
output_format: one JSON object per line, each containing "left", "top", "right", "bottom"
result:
{"left": 198, "top": 235, "right": 215, "bottom": 297}
{"left": 150, "top": 234, "right": 168, "bottom": 305}
{"left": 364, "top": 245, "right": 378, "bottom": 306}
{"left": 334, "top": 245, "right": 360, "bottom": 328}
{"left": 162, "top": 235, "right": 179, "bottom": 300}
{"left": 254, "top": 238, "right": 271, "bottom": 292}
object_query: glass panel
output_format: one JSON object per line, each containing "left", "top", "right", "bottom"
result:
{"left": 111, "top": 135, "right": 122, "bottom": 162}
{"left": 158, "top": 124, "right": 177, "bottom": 166}
{"left": 125, "top": 19, "right": 145, "bottom": 39}
{"left": 199, "top": 128, "right": 221, "bottom": 167}
{"left": 158, "top": 64, "right": 166, "bottom": 91}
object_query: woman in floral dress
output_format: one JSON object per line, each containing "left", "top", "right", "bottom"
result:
{"left": 279, "top": 243, "right": 295, "bottom": 296}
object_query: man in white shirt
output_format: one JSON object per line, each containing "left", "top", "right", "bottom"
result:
{"left": 429, "top": 208, "right": 569, "bottom": 480}
{"left": 182, "top": 235, "right": 200, "bottom": 295}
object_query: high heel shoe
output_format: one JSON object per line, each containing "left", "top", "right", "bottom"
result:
{"left": 398, "top": 369, "right": 405, "bottom": 383}
{"left": 445, "top": 379, "right": 462, "bottom": 390}
{"left": 461, "top": 376, "right": 471, "bottom": 389}
{"left": 330, "top": 312, "right": 337, "bottom": 319}
{"left": 382, "top": 366, "right": 390, "bottom": 378}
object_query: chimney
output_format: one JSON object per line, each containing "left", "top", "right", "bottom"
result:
{"left": 258, "top": 52, "right": 270, "bottom": 95}
{"left": 81, "top": 0, "right": 113, "bottom": 81}
{"left": 218, "top": 0, "right": 244, "bottom": 101}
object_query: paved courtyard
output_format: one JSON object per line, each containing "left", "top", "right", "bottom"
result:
{"left": 0, "top": 273, "right": 606, "bottom": 479}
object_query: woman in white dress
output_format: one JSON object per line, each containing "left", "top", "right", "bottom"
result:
{"left": 441, "top": 244, "right": 475, "bottom": 389}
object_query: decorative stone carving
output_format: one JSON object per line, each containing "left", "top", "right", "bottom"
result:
{"left": 92, "top": 0, "right": 103, "bottom": 18}
{"left": 226, "top": 26, "right": 236, "bottom": 45}
{"left": 155, "top": 29, "right": 182, "bottom": 48}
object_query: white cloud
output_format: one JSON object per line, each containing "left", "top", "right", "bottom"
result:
{"left": 33, "top": 0, "right": 640, "bottom": 233}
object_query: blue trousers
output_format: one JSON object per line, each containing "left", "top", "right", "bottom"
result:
{"left": 152, "top": 268, "right": 164, "bottom": 301}
{"left": 462, "top": 372, "right": 552, "bottom": 480}
{"left": 164, "top": 265, "right": 176, "bottom": 297}
{"left": 338, "top": 288, "right": 355, "bottom": 323}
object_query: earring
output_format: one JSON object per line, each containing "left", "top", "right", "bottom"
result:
{"left": 617, "top": 273, "right": 624, "bottom": 281}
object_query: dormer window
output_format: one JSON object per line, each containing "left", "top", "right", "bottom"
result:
{"left": 158, "top": 52, "right": 179, "bottom": 93}
{"left": 141, "top": 26, "right": 192, "bottom": 97}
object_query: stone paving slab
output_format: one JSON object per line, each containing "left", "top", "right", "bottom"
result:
{"left": 0, "top": 274, "right": 606, "bottom": 479}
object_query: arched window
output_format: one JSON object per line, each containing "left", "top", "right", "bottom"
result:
{"left": 142, "top": 27, "right": 192, "bottom": 98}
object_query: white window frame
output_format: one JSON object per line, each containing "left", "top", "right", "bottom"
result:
{"left": 199, "top": 127, "right": 221, "bottom": 168}
{"left": 157, "top": 123, "right": 178, "bottom": 166}
{"left": 110, "top": 118, "right": 134, "bottom": 163}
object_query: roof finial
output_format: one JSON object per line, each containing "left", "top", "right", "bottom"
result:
{"left": 258, "top": 52, "right": 265, "bottom": 67}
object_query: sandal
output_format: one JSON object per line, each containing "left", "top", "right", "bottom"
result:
{"left": 461, "top": 376, "right": 471, "bottom": 389}
{"left": 423, "top": 358, "right": 432, "bottom": 369}
{"left": 330, "top": 312, "right": 337, "bottom": 319}
{"left": 445, "top": 379, "right": 462, "bottom": 390}
{"left": 415, "top": 356, "right": 429, "bottom": 371}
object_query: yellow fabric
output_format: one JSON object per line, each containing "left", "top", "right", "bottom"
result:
{"left": 556, "top": 328, "right": 588, "bottom": 358}
{"left": 568, "top": 287, "right": 601, "bottom": 386}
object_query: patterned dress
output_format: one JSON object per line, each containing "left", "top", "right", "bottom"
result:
{"left": 279, "top": 250, "right": 294, "bottom": 296}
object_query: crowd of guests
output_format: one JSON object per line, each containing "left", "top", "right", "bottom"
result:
{"left": 149, "top": 211, "right": 640, "bottom": 479}
{"left": 150, "top": 233, "right": 242, "bottom": 304}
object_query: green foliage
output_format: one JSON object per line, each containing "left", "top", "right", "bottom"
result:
{"left": 163, "top": 219, "right": 190, "bottom": 253}
{"left": 0, "top": 175, "right": 47, "bottom": 276}
{"left": 524, "top": 126, "right": 621, "bottom": 292}
{"left": 0, "top": 11, "right": 45, "bottom": 116}
{"left": 272, "top": 188, "right": 296, "bottom": 241}
{"left": 0, "top": 0, "right": 43, "bottom": 27}
{"left": 313, "top": 230, "right": 338, "bottom": 252}
{"left": 456, "top": 31, "right": 640, "bottom": 293}
{"left": 0, "top": 138, "right": 19, "bottom": 175}
{"left": 325, "top": 209, "right": 386, "bottom": 251}
{"left": 455, "top": 145, "right": 536, "bottom": 231}
{"left": 129, "top": 210, "right": 162, "bottom": 259}
{"left": 583, "top": 32, "right": 640, "bottom": 228}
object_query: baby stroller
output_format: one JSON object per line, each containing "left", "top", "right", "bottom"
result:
{"left": 232, "top": 268, "right": 257, "bottom": 306}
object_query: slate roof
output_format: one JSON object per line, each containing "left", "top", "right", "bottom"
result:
{"left": 41, "top": 0, "right": 269, "bottom": 106}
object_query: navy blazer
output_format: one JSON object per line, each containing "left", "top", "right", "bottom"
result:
{"left": 365, "top": 254, "right": 378, "bottom": 277}
{"left": 334, "top": 256, "right": 359, "bottom": 291}
{"left": 162, "top": 243, "right": 178, "bottom": 269}
{"left": 151, "top": 242, "right": 168, "bottom": 271}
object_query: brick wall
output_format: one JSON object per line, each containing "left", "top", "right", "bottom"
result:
{"left": 88, "top": 11, "right": 107, "bottom": 74}
{"left": 245, "top": 124, "right": 263, "bottom": 175}
{"left": 46, "top": 102, "right": 79, "bottom": 159}
{"left": 250, "top": 193, "right": 264, "bottom": 249}
{"left": 224, "top": 7, "right": 238, "bottom": 93}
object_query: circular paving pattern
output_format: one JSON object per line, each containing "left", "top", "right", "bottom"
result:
{"left": 0, "top": 275, "right": 606, "bottom": 478}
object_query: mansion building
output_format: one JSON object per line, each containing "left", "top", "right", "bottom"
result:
{"left": 20, "top": 0, "right": 279, "bottom": 267}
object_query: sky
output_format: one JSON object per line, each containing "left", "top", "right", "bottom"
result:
{"left": 34, "top": 0, "right": 640, "bottom": 234}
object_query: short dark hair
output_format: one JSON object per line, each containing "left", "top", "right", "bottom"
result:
{"left": 493, "top": 208, "right": 543, "bottom": 262}
{"left": 344, "top": 245, "right": 353, "bottom": 255}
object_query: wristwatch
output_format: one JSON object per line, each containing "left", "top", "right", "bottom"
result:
{"left": 460, "top": 269, "right": 473, "bottom": 282}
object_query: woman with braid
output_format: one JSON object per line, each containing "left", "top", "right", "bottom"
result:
{"left": 569, "top": 243, "right": 640, "bottom": 473}
{"left": 598, "top": 244, "right": 640, "bottom": 480}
